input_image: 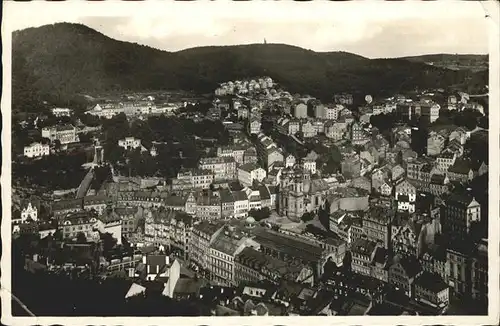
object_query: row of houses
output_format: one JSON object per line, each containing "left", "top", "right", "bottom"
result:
{"left": 215, "top": 77, "right": 275, "bottom": 96}
{"left": 255, "top": 133, "right": 284, "bottom": 171}
{"left": 189, "top": 220, "right": 347, "bottom": 287}
{"left": 347, "top": 235, "right": 487, "bottom": 308}
{"left": 85, "top": 101, "right": 180, "bottom": 119}
{"left": 23, "top": 124, "right": 82, "bottom": 158}
{"left": 51, "top": 180, "right": 279, "bottom": 223}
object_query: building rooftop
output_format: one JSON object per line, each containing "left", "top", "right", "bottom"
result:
{"left": 164, "top": 195, "right": 187, "bottom": 207}
{"left": 439, "top": 151, "right": 455, "bottom": 159}
{"left": 52, "top": 198, "right": 83, "bottom": 211}
{"left": 372, "top": 247, "right": 388, "bottom": 266}
{"left": 114, "top": 206, "right": 138, "bottom": 216}
{"left": 365, "top": 205, "right": 393, "bottom": 224}
{"left": 174, "top": 278, "right": 206, "bottom": 295}
{"left": 258, "top": 186, "right": 271, "bottom": 200}
{"left": 397, "top": 255, "right": 422, "bottom": 279}
{"left": 446, "top": 190, "right": 476, "bottom": 207}
{"left": 236, "top": 247, "right": 305, "bottom": 280}
{"left": 199, "top": 156, "right": 235, "bottom": 165}
{"left": 430, "top": 174, "right": 447, "bottom": 185}
{"left": 211, "top": 232, "right": 246, "bottom": 256}
{"left": 239, "top": 162, "right": 261, "bottom": 173}
{"left": 232, "top": 190, "right": 249, "bottom": 201}
{"left": 351, "top": 238, "right": 378, "bottom": 257}
{"left": 193, "top": 220, "right": 225, "bottom": 236}
{"left": 448, "top": 159, "right": 472, "bottom": 174}
{"left": 54, "top": 124, "right": 76, "bottom": 132}
{"left": 253, "top": 229, "right": 322, "bottom": 262}
{"left": 414, "top": 271, "right": 448, "bottom": 293}
{"left": 219, "top": 189, "right": 235, "bottom": 203}
{"left": 196, "top": 191, "right": 221, "bottom": 206}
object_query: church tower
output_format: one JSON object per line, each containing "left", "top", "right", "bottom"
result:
{"left": 94, "top": 139, "right": 104, "bottom": 166}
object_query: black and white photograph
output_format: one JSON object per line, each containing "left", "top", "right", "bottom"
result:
{"left": 1, "top": 1, "right": 499, "bottom": 325}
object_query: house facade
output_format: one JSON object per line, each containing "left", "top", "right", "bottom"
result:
{"left": 24, "top": 142, "right": 50, "bottom": 158}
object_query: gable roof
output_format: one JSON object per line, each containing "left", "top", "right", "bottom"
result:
{"left": 125, "top": 283, "right": 146, "bottom": 299}
{"left": 397, "top": 256, "right": 422, "bottom": 279}
{"left": 239, "top": 162, "right": 262, "bottom": 173}
{"left": 351, "top": 238, "right": 378, "bottom": 257}
{"left": 430, "top": 174, "right": 447, "bottom": 185}
{"left": 232, "top": 190, "right": 248, "bottom": 201}
{"left": 219, "top": 189, "right": 235, "bottom": 203}
{"left": 174, "top": 278, "right": 206, "bottom": 295}
{"left": 395, "top": 178, "right": 416, "bottom": 189}
{"left": 372, "top": 247, "right": 388, "bottom": 266}
{"left": 258, "top": 185, "right": 271, "bottom": 200}
{"left": 448, "top": 159, "right": 472, "bottom": 174}
{"left": 414, "top": 271, "right": 448, "bottom": 293}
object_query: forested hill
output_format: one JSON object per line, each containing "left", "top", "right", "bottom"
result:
{"left": 12, "top": 23, "right": 488, "bottom": 112}
{"left": 401, "top": 54, "right": 488, "bottom": 72}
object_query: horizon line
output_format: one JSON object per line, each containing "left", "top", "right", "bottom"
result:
{"left": 13, "top": 22, "right": 490, "bottom": 60}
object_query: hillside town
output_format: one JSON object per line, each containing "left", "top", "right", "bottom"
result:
{"left": 12, "top": 75, "right": 489, "bottom": 316}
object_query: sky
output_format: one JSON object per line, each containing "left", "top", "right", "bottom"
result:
{"left": 3, "top": 1, "right": 495, "bottom": 58}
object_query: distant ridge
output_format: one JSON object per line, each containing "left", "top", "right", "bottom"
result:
{"left": 400, "top": 54, "right": 488, "bottom": 72}
{"left": 12, "top": 23, "right": 488, "bottom": 112}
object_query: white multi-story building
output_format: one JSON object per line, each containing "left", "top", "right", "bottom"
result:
{"left": 122, "top": 101, "right": 157, "bottom": 116}
{"left": 217, "top": 146, "right": 246, "bottom": 165}
{"left": 302, "top": 158, "right": 317, "bottom": 175}
{"left": 23, "top": 142, "right": 50, "bottom": 158}
{"left": 192, "top": 170, "right": 214, "bottom": 189}
{"left": 41, "top": 125, "right": 78, "bottom": 144}
{"left": 233, "top": 191, "right": 249, "bottom": 218}
{"left": 436, "top": 151, "right": 456, "bottom": 174}
{"left": 172, "top": 169, "right": 214, "bottom": 191}
{"left": 395, "top": 178, "right": 417, "bottom": 202}
{"left": 21, "top": 202, "right": 38, "bottom": 223}
{"left": 85, "top": 103, "right": 124, "bottom": 119}
{"left": 249, "top": 117, "right": 262, "bottom": 135}
{"left": 199, "top": 157, "right": 236, "bottom": 181}
{"left": 118, "top": 137, "right": 143, "bottom": 150}
{"left": 316, "top": 104, "right": 342, "bottom": 120}
{"left": 237, "top": 163, "right": 267, "bottom": 187}
{"left": 294, "top": 103, "right": 308, "bottom": 118}
{"left": 51, "top": 107, "right": 73, "bottom": 117}
{"left": 61, "top": 213, "right": 100, "bottom": 240}
{"left": 285, "top": 155, "right": 296, "bottom": 168}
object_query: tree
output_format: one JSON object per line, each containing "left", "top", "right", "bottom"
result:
{"left": 370, "top": 112, "right": 396, "bottom": 133}
{"left": 342, "top": 251, "right": 352, "bottom": 273}
{"left": 53, "top": 139, "right": 62, "bottom": 151}
{"left": 53, "top": 229, "right": 64, "bottom": 242}
{"left": 248, "top": 207, "right": 271, "bottom": 221}
{"left": 300, "top": 212, "right": 315, "bottom": 223}
{"left": 78, "top": 133, "right": 93, "bottom": 144}
{"left": 318, "top": 200, "right": 330, "bottom": 228}
{"left": 78, "top": 111, "right": 101, "bottom": 127}
{"left": 478, "top": 116, "right": 488, "bottom": 129}
{"left": 353, "top": 145, "right": 364, "bottom": 155}
{"left": 465, "top": 135, "right": 488, "bottom": 164}
{"left": 102, "top": 232, "right": 118, "bottom": 254}
{"left": 323, "top": 258, "right": 338, "bottom": 278}
{"left": 76, "top": 232, "right": 87, "bottom": 243}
